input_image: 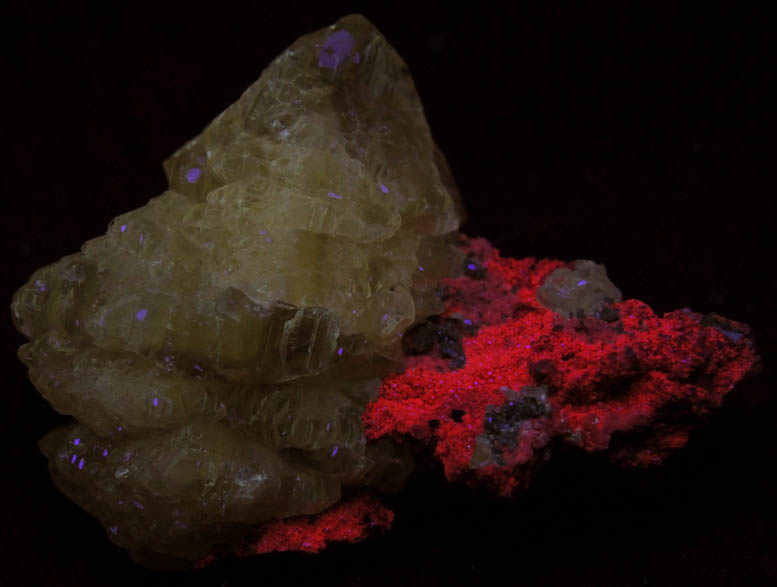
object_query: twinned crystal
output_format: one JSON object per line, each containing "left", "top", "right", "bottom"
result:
{"left": 11, "top": 14, "right": 463, "bottom": 565}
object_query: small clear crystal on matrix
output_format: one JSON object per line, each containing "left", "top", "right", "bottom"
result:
{"left": 11, "top": 14, "right": 463, "bottom": 566}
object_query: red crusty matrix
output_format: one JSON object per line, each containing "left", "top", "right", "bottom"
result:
{"left": 228, "top": 235, "right": 759, "bottom": 558}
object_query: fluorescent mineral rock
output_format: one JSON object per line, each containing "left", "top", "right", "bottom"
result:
{"left": 11, "top": 14, "right": 761, "bottom": 568}
{"left": 11, "top": 14, "right": 462, "bottom": 567}
{"left": 363, "top": 236, "right": 761, "bottom": 496}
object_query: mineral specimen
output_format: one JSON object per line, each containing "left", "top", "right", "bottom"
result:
{"left": 362, "top": 236, "right": 761, "bottom": 496}
{"left": 535, "top": 259, "right": 622, "bottom": 318}
{"left": 10, "top": 14, "right": 761, "bottom": 568}
{"left": 11, "top": 14, "right": 463, "bottom": 566}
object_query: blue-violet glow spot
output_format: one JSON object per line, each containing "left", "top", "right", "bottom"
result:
{"left": 71, "top": 454, "right": 77, "bottom": 464}
{"left": 103, "top": 449, "right": 109, "bottom": 457}
{"left": 73, "top": 438, "right": 80, "bottom": 446}
{"left": 337, "top": 347, "right": 343, "bottom": 356}
{"left": 78, "top": 458, "right": 85, "bottom": 470}
{"left": 186, "top": 167, "right": 201, "bottom": 184}
{"left": 327, "top": 191, "right": 342, "bottom": 199}
{"left": 353, "top": 52, "right": 361, "bottom": 64}
{"left": 467, "top": 263, "right": 477, "bottom": 271}
{"left": 318, "top": 30, "right": 354, "bottom": 70}
{"left": 577, "top": 279, "right": 588, "bottom": 286}
{"left": 331, "top": 446, "right": 339, "bottom": 457}
{"left": 380, "top": 183, "right": 389, "bottom": 193}
{"left": 418, "top": 265, "right": 424, "bottom": 271}
{"left": 120, "top": 224, "right": 127, "bottom": 233}
{"left": 463, "top": 319, "right": 472, "bottom": 325}
{"left": 153, "top": 397, "right": 158, "bottom": 407}
{"left": 135, "top": 308, "right": 148, "bottom": 321}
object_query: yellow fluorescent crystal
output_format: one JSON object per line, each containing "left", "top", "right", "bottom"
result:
{"left": 10, "top": 14, "right": 463, "bottom": 566}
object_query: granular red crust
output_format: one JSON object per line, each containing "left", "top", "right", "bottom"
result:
{"left": 364, "top": 236, "right": 760, "bottom": 496}
{"left": 240, "top": 492, "right": 393, "bottom": 555}
{"left": 202, "top": 235, "right": 759, "bottom": 565}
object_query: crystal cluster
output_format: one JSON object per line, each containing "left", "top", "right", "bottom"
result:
{"left": 11, "top": 14, "right": 463, "bottom": 565}
{"left": 11, "top": 14, "right": 761, "bottom": 567}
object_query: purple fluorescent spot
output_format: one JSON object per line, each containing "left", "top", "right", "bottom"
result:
{"left": 135, "top": 308, "right": 148, "bottom": 321}
{"left": 117, "top": 426, "right": 123, "bottom": 432}
{"left": 259, "top": 229, "right": 267, "bottom": 235}
{"left": 193, "top": 363, "right": 203, "bottom": 372}
{"left": 152, "top": 397, "right": 158, "bottom": 407}
{"left": 73, "top": 438, "right": 80, "bottom": 446}
{"left": 33, "top": 279, "right": 46, "bottom": 293}
{"left": 337, "top": 347, "right": 343, "bottom": 356}
{"left": 353, "top": 52, "right": 361, "bottom": 64}
{"left": 327, "top": 191, "right": 342, "bottom": 199}
{"left": 463, "top": 319, "right": 472, "bottom": 325}
{"left": 418, "top": 265, "right": 424, "bottom": 271}
{"left": 71, "top": 454, "right": 77, "bottom": 464}
{"left": 467, "top": 263, "right": 477, "bottom": 271}
{"left": 109, "top": 526, "right": 118, "bottom": 535}
{"left": 318, "top": 30, "right": 354, "bottom": 70}
{"left": 186, "top": 167, "right": 201, "bottom": 184}
{"left": 331, "top": 446, "right": 339, "bottom": 457}
{"left": 577, "top": 279, "right": 588, "bottom": 286}
{"left": 103, "top": 449, "right": 109, "bottom": 457}
{"left": 120, "top": 224, "right": 126, "bottom": 233}
{"left": 380, "top": 183, "right": 389, "bottom": 193}
{"left": 78, "top": 458, "right": 85, "bottom": 470}
{"left": 382, "top": 313, "right": 389, "bottom": 321}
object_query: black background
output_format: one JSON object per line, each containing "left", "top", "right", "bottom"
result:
{"left": 2, "top": 2, "right": 775, "bottom": 586}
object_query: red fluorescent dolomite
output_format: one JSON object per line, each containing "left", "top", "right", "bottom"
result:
{"left": 363, "top": 236, "right": 760, "bottom": 496}
{"left": 231, "top": 235, "right": 759, "bottom": 557}
{"left": 238, "top": 493, "right": 393, "bottom": 557}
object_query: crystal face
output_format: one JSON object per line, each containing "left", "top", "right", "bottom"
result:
{"left": 10, "top": 14, "right": 463, "bottom": 565}
{"left": 536, "top": 260, "right": 623, "bottom": 318}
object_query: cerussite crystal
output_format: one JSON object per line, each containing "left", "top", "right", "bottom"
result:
{"left": 11, "top": 14, "right": 461, "bottom": 566}
{"left": 10, "top": 15, "right": 761, "bottom": 568}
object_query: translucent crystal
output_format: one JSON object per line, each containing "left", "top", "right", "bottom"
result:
{"left": 536, "top": 260, "right": 622, "bottom": 318}
{"left": 10, "top": 14, "right": 462, "bottom": 565}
